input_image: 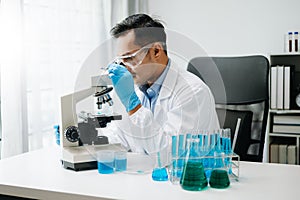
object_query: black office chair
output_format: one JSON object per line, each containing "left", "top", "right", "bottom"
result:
{"left": 187, "top": 56, "right": 269, "bottom": 162}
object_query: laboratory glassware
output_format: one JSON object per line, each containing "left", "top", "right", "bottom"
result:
{"left": 209, "top": 152, "right": 230, "bottom": 189}
{"left": 180, "top": 137, "right": 208, "bottom": 191}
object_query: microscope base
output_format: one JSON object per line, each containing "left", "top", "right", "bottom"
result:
{"left": 61, "top": 160, "right": 97, "bottom": 171}
{"left": 61, "top": 144, "right": 124, "bottom": 171}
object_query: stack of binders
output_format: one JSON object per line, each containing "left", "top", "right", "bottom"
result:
{"left": 270, "top": 65, "right": 294, "bottom": 110}
{"left": 270, "top": 114, "right": 300, "bottom": 165}
{"left": 269, "top": 143, "right": 297, "bottom": 165}
{"left": 272, "top": 115, "right": 300, "bottom": 134}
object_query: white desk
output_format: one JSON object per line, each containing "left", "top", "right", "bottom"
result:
{"left": 0, "top": 146, "right": 299, "bottom": 200}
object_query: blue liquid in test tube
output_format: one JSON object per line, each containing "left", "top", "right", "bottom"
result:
{"left": 214, "top": 131, "right": 223, "bottom": 169}
{"left": 203, "top": 133, "right": 209, "bottom": 168}
{"left": 171, "top": 135, "right": 177, "bottom": 178}
{"left": 198, "top": 134, "right": 203, "bottom": 149}
{"left": 221, "top": 129, "right": 232, "bottom": 174}
{"left": 177, "top": 134, "right": 185, "bottom": 178}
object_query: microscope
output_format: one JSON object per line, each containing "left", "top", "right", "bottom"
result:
{"left": 59, "top": 75, "right": 123, "bottom": 171}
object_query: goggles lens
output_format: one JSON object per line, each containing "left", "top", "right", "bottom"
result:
{"left": 114, "top": 46, "right": 151, "bottom": 69}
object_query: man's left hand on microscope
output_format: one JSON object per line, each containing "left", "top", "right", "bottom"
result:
{"left": 107, "top": 63, "right": 141, "bottom": 115}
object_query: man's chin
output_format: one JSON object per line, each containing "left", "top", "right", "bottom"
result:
{"left": 133, "top": 77, "right": 144, "bottom": 86}
{"left": 133, "top": 77, "right": 139, "bottom": 85}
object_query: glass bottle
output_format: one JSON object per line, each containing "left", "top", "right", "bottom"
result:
{"left": 180, "top": 137, "right": 208, "bottom": 191}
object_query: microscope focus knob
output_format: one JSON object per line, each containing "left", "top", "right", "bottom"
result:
{"left": 64, "top": 126, "right": 80, "bottom": 143}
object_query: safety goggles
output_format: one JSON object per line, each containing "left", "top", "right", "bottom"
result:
{"left": 114, "top": 45, "right": 152, "bottom": 69}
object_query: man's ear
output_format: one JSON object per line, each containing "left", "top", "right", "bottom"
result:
{"left": 152, "top": 42, "right": 163, "bottom": 58}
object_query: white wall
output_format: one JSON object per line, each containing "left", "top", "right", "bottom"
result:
{"left": 148, "top": 0, "right": 300, "bottom": 56}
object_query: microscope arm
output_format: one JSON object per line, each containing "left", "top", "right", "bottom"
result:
{"left": 60, "top": 87, "right": 104, "bottom": 147}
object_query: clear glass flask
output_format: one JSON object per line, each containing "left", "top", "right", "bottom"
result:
{"left": 180, "top": 137, "right": 208, "bottom": 191}
{"left": 209, "top": 152, "right": 230, "bottom": 189}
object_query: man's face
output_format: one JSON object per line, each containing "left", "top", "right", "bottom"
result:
{"left": 115, "top": 30, "right": 157, "bottom": 86}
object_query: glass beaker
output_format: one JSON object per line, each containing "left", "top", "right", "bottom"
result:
{"left": 114, "top": 151, "right": 127, "bottom": 172}
{"left": 168, "top": 135, "right": 184, "bottom": 184}
{"left": 97, "top": 150, "right": 114, "bottom": 174}
{"left": 180, "top": 137, "right": 208, "bottom": 191}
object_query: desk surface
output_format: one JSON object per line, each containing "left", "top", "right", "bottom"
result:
{"left": 0, "top": 146, "right": 299, "bottom": 200}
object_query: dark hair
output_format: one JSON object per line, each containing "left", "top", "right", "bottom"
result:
{"left": 110, "top": 14, "right": 167, "bottom": 55}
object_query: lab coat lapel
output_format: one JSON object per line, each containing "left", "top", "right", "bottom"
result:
{"left": 154, "top": 62, "right": 179, "bottom": 117}
{"left": 158, "top": 61, "right": 178, "bottom": 100}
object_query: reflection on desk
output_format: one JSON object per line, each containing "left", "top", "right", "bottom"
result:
{"left": 0, "top": 146, "right": 299, "bottom": 200}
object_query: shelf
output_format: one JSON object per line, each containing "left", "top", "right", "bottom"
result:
{"left": 269, "top": 53, "right": 300, "bottom": 56}
{"left": 267, "top": 54, "right": 300, "bottom": 165}
{"left": 269, "top": 109, "right": 300, "bottom": 114}
{"left": 269, "top": 133, "right": 300, "bottom": 137}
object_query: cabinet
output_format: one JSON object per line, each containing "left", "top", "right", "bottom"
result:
{"left": 267, "top": 54, "right": 300, "bottom": 165}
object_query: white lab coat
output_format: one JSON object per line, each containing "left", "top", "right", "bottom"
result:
{"left": 108, "top": 60, "right": 219, "bottom": 165}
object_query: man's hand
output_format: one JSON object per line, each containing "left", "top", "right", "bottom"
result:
{"left": 107, "top": 63, "right": 141, "bottom": 113}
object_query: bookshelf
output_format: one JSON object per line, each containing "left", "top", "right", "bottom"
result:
{"left": 268, "top": 110, "right": 300, "bottom": 165}
{"left": 267, "top": 54, "right": 300, "bottom": 165}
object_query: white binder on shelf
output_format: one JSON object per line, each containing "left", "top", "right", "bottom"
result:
{"left": 270, "top": 66, "right": 277, "bottom": 109}
{"left": 284, "top": 66, "right": 290, "bottom": 110}
{"left": 277, "top": 66, "right": 284, "bottom": 109}
{"left": 273, "top": 115, "right": 300, "bottom": 125}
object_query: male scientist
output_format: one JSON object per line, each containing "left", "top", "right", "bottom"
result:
{"left": 107, "top": 14, "right": 219, "bottom": 161}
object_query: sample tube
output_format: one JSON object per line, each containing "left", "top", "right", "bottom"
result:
{"left": 288, "top": 32, "right": 293, "bottom": 52}
{"left": 177, "top": 134, "right": 185, "bottom": 179}
{"left": 294, "top": 32, "right": 299, "bottom": 52}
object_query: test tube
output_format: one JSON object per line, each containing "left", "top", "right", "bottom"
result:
{"left": 185, "top": 133, "right": 192, "bottom": 149}
{"left": 294, "top": 32, "right": 299, "bottom": 52}
{"left": 209, "top": 132, "right": 216, "bottom": 167}
{"left": 177, "top": 134, "right": 185, "bottom": 178}
{"left": 222, "top": 128, "right": 232, "bottom": 174}
{"left": 172, "top": 135, "right": 177, "bottom": 159}
{"left": 171, "top": 135, "right": 178, "bottom": 181}
{"left": 289, "top": 32, "right": 293, "bottom": 52}
{"left": 178, "top": 134, "right": 185, "bottom": 157}
{"left": 197, "top": 131, "right": 204, "bottom": 156}
{"left": 216, "top": 130, "right": 222, "bottom": 152}
{"left": 202, "top": 131, "right": 210, "bottom": 177}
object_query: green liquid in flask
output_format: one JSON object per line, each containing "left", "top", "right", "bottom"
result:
{"left": 180, "top": 161, "right": 208, "bottom": 191}
{"left": 209, "top": 169, "right": 230, "bottom": 189}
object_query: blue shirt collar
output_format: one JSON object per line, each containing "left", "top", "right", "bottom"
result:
{"left": 139, "top": 59, "right": 171, "bottom": 99}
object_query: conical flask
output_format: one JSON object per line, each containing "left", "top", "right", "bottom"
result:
{"left": 180, "top": 137, "right": 208, "bottom": 191}
{"left": 209, "top": 152, "right": 230, "bottom": 189}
